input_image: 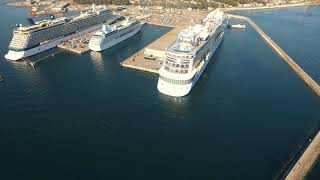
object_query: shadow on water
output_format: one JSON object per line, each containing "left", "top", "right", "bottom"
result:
{"left": 192, "top": 38, "right": 225, "bottom": 95}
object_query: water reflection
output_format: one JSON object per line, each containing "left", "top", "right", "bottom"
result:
{"left": 90, "top": 51, "right": 103, "bottom": 62}
{"left": 3, "top": 58, "right": 49, "bottom": 108}
{"left": 158, "top": 91, "right": 191, "bottom": 120}
{"left": 90, "top": 51, "right": 105, "bottom": 74}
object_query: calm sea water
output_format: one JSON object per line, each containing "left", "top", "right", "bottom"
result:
{"left": 235, "top": 7, "right": 320, "bottom": 179}
{"left": 235, "top": 6, "right": 320, "bottom": 84}
{"left": 0, "top": 3, "right": 320, "bottom": 180}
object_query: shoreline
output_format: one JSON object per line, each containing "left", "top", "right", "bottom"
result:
{"left": 144, "top": 22, "right": 179, "bottom": 28}
{"left": 6, "top": 1, "right": 320, "bottom": 11}
{"left": 6, "top": 1, "right": 50, "bottom": 7}
{"left": 222, "top": 2, "right": 320, "bottom": 12}
{"left": 6, "top": 2, "right": 33, "bottom": 7}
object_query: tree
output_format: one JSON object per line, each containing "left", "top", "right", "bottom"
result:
{"left": 112, "top": 0, "right": 130, "bottom": 5}
{"left": 197, "top": 0, "right": 208, "bottom": 9}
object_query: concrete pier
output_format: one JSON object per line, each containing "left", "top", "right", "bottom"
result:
{"left": 120, "top": 26, "right": 185, "bottom": 74}
{"left": 285, "top": 131, "right": 320, "bottom": 180}
{"left": 58, "top": 43, "right": 90, "bottom": 54}
{"left": 229, "top": 14, "right": 320, "bottom": 96}
{"left": 57, "top": 33, "right": 92, "bottom": 55}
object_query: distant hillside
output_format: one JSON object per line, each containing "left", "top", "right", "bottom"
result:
{"left": 73, "top": 0, "right": 130, "bottom": 5}
{"left": 71, "top": 0, "right": 306, "bottom": 8}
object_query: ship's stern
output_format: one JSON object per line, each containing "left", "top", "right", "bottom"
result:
{"left": 157, "top": 78, "right": 192, "bottom": 97}
{"left": 88, "top": 35, "right": 104, "bottom": 52}
{"left": 157, "top": 67, "right": 193, "bottom": 97}
{"left": 5, "top": 50, "right": 26, "bottom": 61}
{"left": 88, "top": 44, "right": 103, "bottom": 52}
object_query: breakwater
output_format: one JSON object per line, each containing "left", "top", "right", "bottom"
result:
{"left": 285, "top": 131, "right": 320, "bottom": 180}
{"left": 229, "top": 14, "right": 320, "bottom": 180}
{"left": 120, "top": 26, "right": 184, "bottom": 74}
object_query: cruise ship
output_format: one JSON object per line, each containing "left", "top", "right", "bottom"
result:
{"left": 5, "top": 5, "right": 117, "bottom": 61}
{"left": 157, "top": 9, "right": 226, "bottom": 97}
{"left": 88, "top": 19, "right": 143, "bottom": 52}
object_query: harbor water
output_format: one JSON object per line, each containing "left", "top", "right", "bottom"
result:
{"left": 234, "top": 6, "right": 320, "bottom": 84}
{"left": 0, "top": 3, "right": 320, "bottom": 180}
{"left": 234, "top": 7, "right": 320, "bottom": 179}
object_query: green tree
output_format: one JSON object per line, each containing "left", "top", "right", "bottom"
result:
{"left": 112, "top": 0, "right": 130, "bottom": 5}
{"left": 197, "top": 0, "right": 208, "bottom": 9}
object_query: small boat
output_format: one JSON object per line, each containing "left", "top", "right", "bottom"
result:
{"left": 0, "top": 75, "right": 3, "bottom": 82}
{"left": 228, "top": 24, "right": 246, "bottom": 29}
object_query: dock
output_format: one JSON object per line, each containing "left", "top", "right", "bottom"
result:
{"left": 228, "top": 14, "right": 320, "bottom": 96}
{"left": 285, "top": 131, "right": 320, "bottom": 180}
{"left": 120, "top": 26, "right": 185, "bottom": 74}
{"left": 57, "top": 43, "right": 90, "bottom": 54}
{"left": 57, "top": 33, "right": 92, "bottom": 54}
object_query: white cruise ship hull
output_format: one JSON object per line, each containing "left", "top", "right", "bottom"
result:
{"left": 5, "top": 42, "right": 58, "bottom": 61}
{"left": 157, "top": 32, "right": 224, "bottom": 97}
{"left": 89, "top": 23, "right": 143, "bottom": 52}
{"left": 157, "top": 80, "right": 193, "bottom": 97}
{"left": 5, "top": 18, "right": 118, "bottom": 61}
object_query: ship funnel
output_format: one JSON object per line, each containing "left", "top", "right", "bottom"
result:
{"left": 49, "top": 14, "right": 55, "bottom": 20}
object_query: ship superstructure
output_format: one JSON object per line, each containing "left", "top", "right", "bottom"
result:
{"left": 5, "top": 5, "right": 117, "bottom": 60}
{"left": 157, "top": 9, "right": 226, "bottom": 97}
{"left": 89, "top": 19, "right": 143, "bottom": 52}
